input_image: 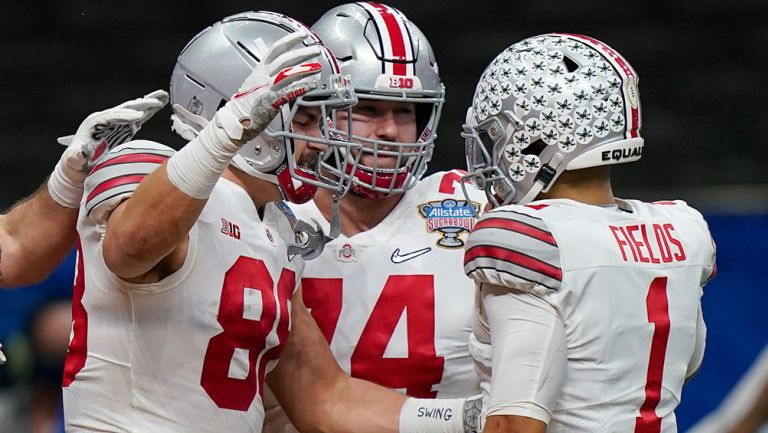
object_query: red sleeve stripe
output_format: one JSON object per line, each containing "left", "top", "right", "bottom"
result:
{"left": 89, "top": 153, "right": 169, "bottom": 175}
{"left": 465, "top": 245, "right": 563, "bottom": 282}
{"left": 85, "top": 174, "right": 148, "bottom": 203}
{"left": 473, "top": 217, "right": 557, "bottom": 246}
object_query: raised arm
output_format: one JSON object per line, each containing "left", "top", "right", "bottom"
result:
{"left": 267, "top": 289, "right": 481, "bottom": 433}
{"left": 0, "top": 91, "right": 167, "bottom": 288}
{"left": 101, "top": 31, "right": 321, "bottom": 279}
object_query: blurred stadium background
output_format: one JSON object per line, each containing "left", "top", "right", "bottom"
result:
{"left": 0, "top": 1, "right": 766, "bottom": 432}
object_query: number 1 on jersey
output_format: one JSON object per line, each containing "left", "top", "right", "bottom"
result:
{"left": 635, "top": 276, "right": 670, "bottom": 433}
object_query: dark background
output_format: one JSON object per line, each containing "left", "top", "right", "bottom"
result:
{"left": 1, "top": 0, "right": 766, "bottom": 210}
{"left": 0, "top": 2, "right": 766, "bottom": 431}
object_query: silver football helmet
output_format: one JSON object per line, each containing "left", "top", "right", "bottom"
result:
{"left": 463, "top": 33, "right": 644, "bottom": 206}
{"left": 312, "top": 2, "right": 445, "bottom": 199}
{"left": 170, "top": 11, "right": 359, "bottom": 204}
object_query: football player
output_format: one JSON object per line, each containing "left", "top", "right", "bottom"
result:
{"left": 265, "top": 4, "right": 486, "bottom": 432}
{"left": 461, "top": 34, "right": 716, "bottom": 432}
{"left": 0, "top": 90, "right": 167, "bottom": 288}
{"left": 65, "top": 12, "right": 479, "bottom": 433}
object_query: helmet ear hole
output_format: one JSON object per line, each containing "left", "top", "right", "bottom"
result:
{"left": 562, "top": 55, "right": 579, "bottom": 72}
{"left": 521, "top": 139, "right": 546, "bottom": 156}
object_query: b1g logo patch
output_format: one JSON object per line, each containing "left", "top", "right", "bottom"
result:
{"left": 418, "top": 199, "right": 480, "bottom": 248}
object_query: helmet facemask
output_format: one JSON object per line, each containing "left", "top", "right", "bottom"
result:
{"left": 320, "top": 90, "right": 443, "bottom": 199}
{"left": 235, "top": 71, "right": 361, "bottom": 204}
{"left": 312, "top": 2, "right": 445, "bottom": 199}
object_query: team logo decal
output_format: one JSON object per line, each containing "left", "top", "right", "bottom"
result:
{"left": 187, "top": 96, "right": 203, "bottom": 115}
{"left": 418, "top": 198, "right": 481, "bottom": 248}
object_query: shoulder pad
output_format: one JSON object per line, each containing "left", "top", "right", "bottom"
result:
{"left": 465, "top": 206, "right": 562, "bottom": 291}
{"left": 83, "top": 140, "right": 175, "bottom": 222}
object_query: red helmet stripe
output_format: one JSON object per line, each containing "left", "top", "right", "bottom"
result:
{"left": 559, "top": 33, "right": 640, "bottom": 139}
{"left": 365, "top": 2, "right": 412, "bottom": 76}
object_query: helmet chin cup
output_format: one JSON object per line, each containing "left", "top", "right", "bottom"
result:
{"left": 345, "top": 164, "right": 409, "bottom": 199}
{"left": 277, "top": 165, "right": 318, "bottom": 204}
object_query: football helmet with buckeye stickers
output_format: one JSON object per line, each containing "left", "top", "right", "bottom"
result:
{"left": 312, "top": 2, "right": 445, "bottom": 199}
{"left": 170, "top": 11, "right": 359, "bottom": 204}
{"left": 463, "top": 34, "right": 643, "bottom": 206}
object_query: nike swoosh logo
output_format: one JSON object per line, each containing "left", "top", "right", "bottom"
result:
{"left": 390, "top": 247, "right": 432, "bottom": 264}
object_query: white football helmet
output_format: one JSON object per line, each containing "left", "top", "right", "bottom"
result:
{"left": 463, "top": 33, "right": 643, "bottom": 206}
{"left": 312, "top": 2, "right": 445, "bottom": 199}
{"left": 170, "top": 11, "right": 359, "bottom": 204}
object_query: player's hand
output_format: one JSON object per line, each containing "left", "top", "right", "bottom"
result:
{"left": 218, "top": 30, "right": 322, "bottom": 142}
{"left": 58, "top": 90, "right": 169, "bottom": 172}
{"left": 0, "top": 342, "right": 6, "bottom": 365}
{"left": 48, "top": 90, "right": 169, "bottom": 208}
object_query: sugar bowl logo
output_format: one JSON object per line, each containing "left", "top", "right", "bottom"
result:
{"left": 418, "top": 199, "right": 480, "bottom": 248}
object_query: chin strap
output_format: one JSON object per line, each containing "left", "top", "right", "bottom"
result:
{"left": 516, "top": 153, "right": 564, "bottom": 205}
{"left": 329, "top": 193, "right": 342, "bottom": 239}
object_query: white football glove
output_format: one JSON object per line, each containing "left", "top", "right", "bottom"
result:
{"left": 0, "top": 342, "right": 5, "bottom": 365}
{"left": 215, "top": 30, "right": 323, "bottom": 143}
{"left": 48, "top": 90, "right": 169, "bottom": 208}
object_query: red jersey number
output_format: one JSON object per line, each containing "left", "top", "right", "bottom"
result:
{"left": 201, "top": 257, "right": 294, "bottom": 411}
{"left": 303, "top": 275, "right": 445, "bottom": 398}
{"left": 63, "top": 241, "right": 87, "bottom": 387}
{"left": 635, "top": 276, "right": 671, "bottom": 433}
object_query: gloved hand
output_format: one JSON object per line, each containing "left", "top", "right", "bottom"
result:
{"left": 215, "top": 30, "right": 323, "bottom": 142}
{"left": 0, "top": 342, "right": 6, "bottom": 365}
{"left": 48, "top": 90, "right": 169, "bottom": 207}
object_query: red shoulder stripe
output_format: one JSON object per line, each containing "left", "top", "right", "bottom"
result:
{"left": 474, "top": 217, "right": 557, "bottom": 246}
{"left": 465, "top": 245, "right": 562, "bottom": 281}
{"left": 525, "top": 204, "right": 549, "bottom": 210}
{"left": 89, "top": 153, "right": 169, "bottom": 175}
{"left": 85, "top": 174, "right": 147, "bottom": 203}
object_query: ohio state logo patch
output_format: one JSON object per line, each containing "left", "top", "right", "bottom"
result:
{"left": 418, "top": 198, "right": 480, "bottom": 248}
{"left": 335, "top": 243, "right": 358, "bottom": 263}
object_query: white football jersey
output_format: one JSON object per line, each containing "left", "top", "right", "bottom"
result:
{"left": 63, "top": 141, "right": 304, "bottom": 433}
{"left": 465, "top": 198, "right": 717, "bottom": 432}
{"left": 264, "top": 170, "right": 486, "bottom": 432}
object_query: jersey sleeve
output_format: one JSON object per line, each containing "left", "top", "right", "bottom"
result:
{"left": 670, "top": 200, "right": 717, "bottom": 286}
{"left": 480, "top": 283, "right": 567, "bottom": 425}
{"left": 83, "top": 140, "right": 175, "bottom": 222}
{"left": 464, "top": 207, "right": 562, "bottom": 292}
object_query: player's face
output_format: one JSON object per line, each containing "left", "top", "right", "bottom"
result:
{"left": 335, "top": 100, "right": 418, "bottom": 169}
{"left": 291, "top": 106, "right": 325, "bottom": 169}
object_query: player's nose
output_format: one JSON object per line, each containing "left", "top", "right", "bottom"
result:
{"left": 373, "top": 111, "right": 398, "bottom": 142}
